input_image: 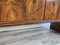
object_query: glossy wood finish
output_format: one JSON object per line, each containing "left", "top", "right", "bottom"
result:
{"left": 0, "top": 0, "right": 60, "bottom": 26}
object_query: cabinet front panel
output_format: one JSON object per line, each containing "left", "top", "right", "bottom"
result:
{"left": 25, "top": 0, "right": 45, "bottom": 23}
{"left": 0, "top": 0, "right": 60, "bottom": 26}
{"left": 44, "top": 0, "right": 59, "bottom": 20}
{"left": 56, "top": 0, "right": 60, "bottom": 19}
{"left": 0, "top": 0, "right": 24, "bottom": 22}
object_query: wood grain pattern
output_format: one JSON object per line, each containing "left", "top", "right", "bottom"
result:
{"left": 44, "top": 0, "right": 59, "bottom": 20}
{"left": 25, "top": 0, "right": 45, "bottom": 22}
{"left": 0, "top": 0, "right": 60, "bottom": 26}
{"left": 56, "top": 0, "right": 60, "bottom": 19}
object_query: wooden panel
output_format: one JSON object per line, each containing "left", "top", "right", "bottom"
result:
{"left": 0, "top": 4, "right": 2, "bottom": 22}
{"left": 44, "top": 0, "right": 59, "bottom": 20}
{"left": 25, "top": 0, "right": 45, "bottom": 23}
{"left": 0, "top": 0, "right": 23, "bottom": 22}
{"left": 0, "top": 0, "right": 60, "bottom": 26}
{"left": 0, "top": 0, "right": 45, "bottom": 22}
{"left": 56, "top": 0, "right": 60, "bottom": 19}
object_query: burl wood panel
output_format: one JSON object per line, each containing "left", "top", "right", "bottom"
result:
{"left": 0, "top": 0, "right": 60, "bottom": 26}
{"left": 56, "top": 0, "right": 60, "bottom": 19}
{"left": 0, "top": 0, "right": 23, "bottom": 22}
{"left": 25, "top": 0, "right": 44, "bottom": 22}
{"left": 44, "top": 0, "right": 59, "bottom": 20}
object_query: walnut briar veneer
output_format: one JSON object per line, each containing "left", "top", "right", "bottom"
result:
{"left": 0, "top": 0, "right": 60, "bottom": 26}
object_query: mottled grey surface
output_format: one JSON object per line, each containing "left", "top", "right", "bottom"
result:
{"left": 0, "top": 23, "right": 60, "bottom": 45}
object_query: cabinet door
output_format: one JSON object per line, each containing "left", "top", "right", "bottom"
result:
{"left": 0, "top": 0, "right": 23, "bottom": 23}
{"left": 25, "top": 0, "right": 45, "bottom": 23}
{"left": 56, "top": 0, "right": 60, "bottom": 19}
{"left": 44, "top": 0, "right": 59, "bottom": 20}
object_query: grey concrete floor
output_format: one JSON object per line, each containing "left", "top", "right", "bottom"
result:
{"left": 0, "top": 23, "right": 60, "bottom": 45}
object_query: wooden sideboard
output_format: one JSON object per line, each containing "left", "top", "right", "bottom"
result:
{"left": 0, "top": 0, "right": 60, "bottom": 26}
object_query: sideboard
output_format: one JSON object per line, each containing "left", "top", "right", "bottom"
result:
{"left": 0, "top": 0, "right": 60, "bottom": 26}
